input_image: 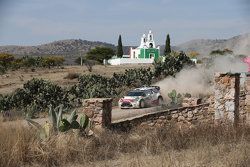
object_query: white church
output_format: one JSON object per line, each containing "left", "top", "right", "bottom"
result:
{"left": 107, "top": 30, "right": 161, "bottom": 65}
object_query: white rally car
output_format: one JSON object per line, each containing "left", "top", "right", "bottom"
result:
{"left": 118, "top": 86, "right": 164, "bottom": 109}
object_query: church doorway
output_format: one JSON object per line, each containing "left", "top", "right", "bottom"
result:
{"left": 149, "top": 53, "right": 155, "bottom": 59}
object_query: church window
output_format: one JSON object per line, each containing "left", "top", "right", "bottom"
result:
{"left": 149, "top": 43, "right": 153, "bottom": 48}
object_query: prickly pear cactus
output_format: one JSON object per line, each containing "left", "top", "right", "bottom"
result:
{"left": 168, "top": 89, "right": 182, "bottom": 106}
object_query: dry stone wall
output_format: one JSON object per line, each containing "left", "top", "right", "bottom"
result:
{"left": 111, "top": 104, "right": 211, "bottom": 131}
{"left": 82, "top": 98, "right": 112, "bottom": 129}
{"left": 213, "top": 73, "right": 240, "bottom": 124}
{"left": 242, "top": 73, "right": 250, "bottom": 123}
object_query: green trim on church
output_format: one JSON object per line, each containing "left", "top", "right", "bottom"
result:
{"left": 139, "top": 48, "right": 159, "bottom": 59}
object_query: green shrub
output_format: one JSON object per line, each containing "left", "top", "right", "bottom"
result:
{"left": 154, "top": 51, "right": 194, "bottom": 77}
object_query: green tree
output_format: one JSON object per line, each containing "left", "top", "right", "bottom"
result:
{"left": 0, "top": 53, "right": 15, "bottom": 67}
{"left": 210, "top": 48, "right": 233, "bottom": 56}
{"left": 188, "top": 51, "right": 200, "bottom": 59}
{"left": 117, "top": 35, "right": 123, "bottom": 58}
{"left": 164, "top": 34, "right": 171, "bottom": 56}
{"left": 85, "top": 47, "right": 115, "bottom": 63}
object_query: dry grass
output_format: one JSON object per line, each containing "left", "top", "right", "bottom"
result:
{"left": 0, "top": 64, "right": 152, "bottom": 95}
{"left": 0, "top": 121, "right": 249, "bottom": 167}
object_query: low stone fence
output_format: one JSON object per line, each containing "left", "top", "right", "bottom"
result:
{"left": 111, "top": 104, "right": 211, "bottom": 131}
{"left": 81, "top": 98, "right": 211, "bottom": 131}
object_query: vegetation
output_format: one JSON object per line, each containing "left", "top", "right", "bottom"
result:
{"left": 0, "top": 68, "right": 153, "bottom": 112}
{"left": 0, "top": 78, "right": 71, "bottom": 113}
{"left": 0, "top": 122, "right": 249, "bottom": 167}
{"left": 26, "top": 105, "right": 90, "bottom": 140}
{"left": 0, "top": 51, "right": 194, "bottom": 114}
{"left": 75, "top": 57, "right": 97, "bottom": 72}
{"left": 0, "top": 53, "right": 65, "bottom": 74}
{"left": 210, "top": 48, "right": 233, "bottom": 55}
{"left": 70, "top": 68, "right": 153, "bottom": 100}
{"left": 154, "top": 51, "right": 194, "bottom": 77}
{"left": 85, "top": 46, "right": 115, "bottom": 63}
{"left": 64, "top": 72, "right": 80, "bottom": 80}
{"left": 0, "top": 53, "right": 15, "bottom": 74}
{"left": 164, "top": 34, "right": 171, "bottom": 56}
{"left": 116, "top": 35, "right": 123, "bottom": 58}
{"left": 168, "top": 89, "right": 182, "bottom": 106}
{"left": 188, "top": 51, "right": 199, "bottom": 58}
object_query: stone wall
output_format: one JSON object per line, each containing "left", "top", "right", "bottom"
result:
{"left": 111, "top": 104, "right": 211, "bottom": 131}
{"left": 81, "top": 98, "right": 211, "bottom": 131}
{"left": 242, "top": 73, "right": 250, "bottom": 123}
{"left": 213, "top": 73, "right": 241, "bottom": 124}
{"left": 82, "top": 98, "right": 113, "bottom": 128}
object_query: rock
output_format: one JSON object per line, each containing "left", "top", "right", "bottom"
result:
{"left": 182, "top": 103, "right": 190, "bottom": 107}
{"left": 140, "top": 122, "right": 147, "bottom": 126}
{"left": 166, "top": 115, "right": 172, "bottom": 120}
{"left": 225, "top": 89, "right": 235, "bottom": 100}
{"left": 172, "top": 113, "right": 178, "bottom": 119}
{"left": 83, "top": 108, "right": 94, "bottom": 118}
{"left": 221, "top": 76, "right": 230, "bottom": 85}
{"left": 225, "top": 101, "right": 234, "bottom": 112}
{"left": 148, "top": 122, "right": 155, "bottom": 126}
{"left": 227, "top": 112, "right": 234, "bottom": 122}
{"left": 246, "top": 95, "right": 250, "bottom": 105}
{"left": 214, "top": 90, "right": 223, "bottom": 100}
{"left": 159, "top": 116, "right": 165, "bottom": 120}
{"left": 187, "top": 111, "right": 194, "bottom": 118}
{"left": 156, "top": 119, "right": 163, "bottom": 124}
{"left": 193, "top": 109, "right": 198, "bottom": 114}
{"left": 178, "top": 116, "right": 185, "bottom": 122}
{"left": 183, "top": 113, "right": 188, "bottom": 118}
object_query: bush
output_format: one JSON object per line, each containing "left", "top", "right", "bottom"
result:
{"left": 0, "top": 53, "right": 14, "bottom": 67}
{"left": 71, "top": 68, "right": 153, "bottom": 100}
{"left": 42, "top": 56, "right": 65, "bottom": 67}
{"left": 154, "top": 51, "right": 194, "bottom": 77}
{"left": 64, "top": 73, "right": 80, "bottom": 80}
{"left": 0, "top": 79, "right": 71, "bottom": 112}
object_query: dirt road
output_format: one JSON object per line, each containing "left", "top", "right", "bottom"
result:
{"left": 112, "top": 106, "right": 162, "bottom": 121}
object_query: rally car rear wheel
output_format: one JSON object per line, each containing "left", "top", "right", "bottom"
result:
{"left": 158, "top": 96, "right": 164, "bottom": 105}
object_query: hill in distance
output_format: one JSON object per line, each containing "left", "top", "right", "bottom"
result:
{"left": 175, "top": 33, "right": 250, "bottom": 57}
{"left": 0, "top": 33, "right": 249, "bottom": 62}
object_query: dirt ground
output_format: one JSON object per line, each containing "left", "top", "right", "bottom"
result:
{"left": 0, "top": 64, "right": 152, "bottom": 95}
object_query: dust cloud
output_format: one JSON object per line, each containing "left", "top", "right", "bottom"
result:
{"left": 155, "top": 56, "right": 248, "bottom": 100}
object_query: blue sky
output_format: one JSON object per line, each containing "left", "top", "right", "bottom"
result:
{"left": 0, "top": 0, "right": 249, "bottom": 46}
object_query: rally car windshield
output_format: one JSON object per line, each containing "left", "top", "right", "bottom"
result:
{"left": 127, "top": 91, "right": 146, "bottom": 96}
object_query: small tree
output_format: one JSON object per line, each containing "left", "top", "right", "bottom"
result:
{"left": 85, "top": 47, "right": 115, "bottom": 63}
{"left": 164, "top": 34, "right": 171, "bottom": 56}
{"left": 188, "top": 51, "right": 199, "bottom": 59}
{"left": 117, "top": 35, "right": 123, "bottom": 58}
{"left": 0, "top": 53, "right": 15, "bottom": 67}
